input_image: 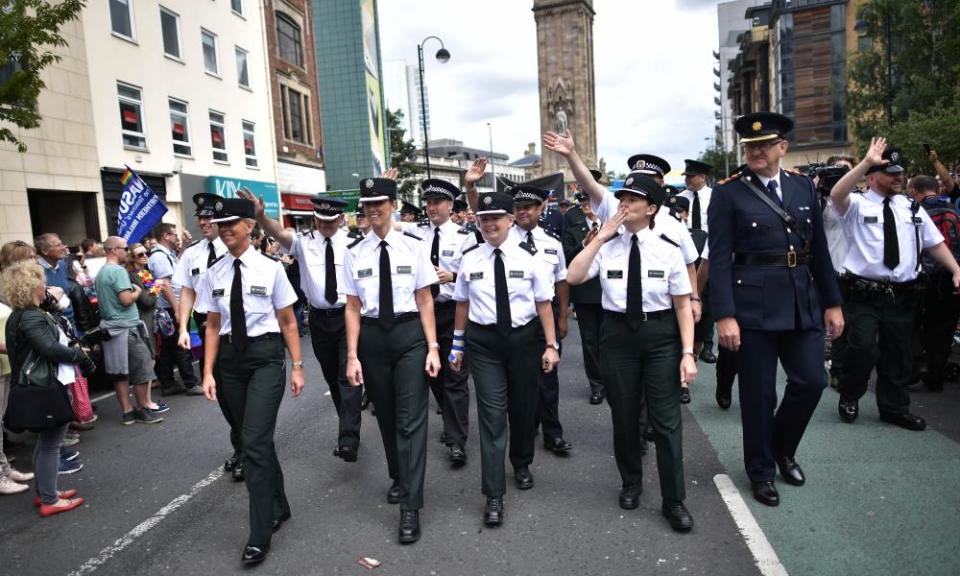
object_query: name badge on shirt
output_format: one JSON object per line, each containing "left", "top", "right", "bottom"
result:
{"left": 396, "top": 265, "right": 412, "bottom": 274}
{"left": 544, "top": 248, "right": 558, "bottom": 255}
{"left": 441, "top": 250, "right": 455, "bottom": 257}
{"left": 250, "top": 286, "right": 267, "bottom": 296}
{"left": 358, "top": 269, "right": 373, "bottom": 278}
{"left": 191, "top": 268, "right": 200, "bottom": 276}
{"left": 607, "top": 270, "right": 624, "bottom": 279}
{"left": 509, "top": 271, "right": 524, "bottom": 278}
{"left": 212, "top": 288, "right": 225, "bottom": 298}
{"left": 647, "top": 270, "right": 665, "bottom": 279}
{"left": 912, "top": 217, "right": 923, "bottom": 224}
{"left": 864, "top": 216, "right": 879, "bottom": 223}
{"left": 470, "top": 271, "right": 484, "bottom": 280}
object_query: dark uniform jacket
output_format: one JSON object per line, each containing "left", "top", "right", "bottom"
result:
{"left": 707, "top": 167, "right": 842, "bottom": 332}
{"left": 561, "top": 207, "right": 602, "bottom": 305}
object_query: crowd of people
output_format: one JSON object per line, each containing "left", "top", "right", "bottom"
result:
{"left": 2, "top": 110, "right": 959, "bottom": 566}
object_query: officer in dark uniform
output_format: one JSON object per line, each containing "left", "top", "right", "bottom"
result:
{"left": 708, "top": 112, "right": 844, "bottom": 507}
{"left": 197, "top": 198, "right": 304, "bottom": 565}
{"left": 563, "top": 190, "right": 606, "bottom": 404}
{"left": 400, "top": 200, "right": 422, "bottom": 223}
{"left": 343, "top": 178, "right": 441, "bottom": 544}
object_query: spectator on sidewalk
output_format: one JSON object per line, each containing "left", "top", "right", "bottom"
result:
{"left": 126, "top": 243, "right": 159, "bottom": 358}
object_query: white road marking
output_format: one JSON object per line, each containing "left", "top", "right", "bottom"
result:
{"left": 67, "top": 468, "right": 224, "bottom": 576}
{"left": 713, "top": 474, "right": 789, "bottom": 576}
{"left": 90, "top": 392, "right": 114, "bottom": 405}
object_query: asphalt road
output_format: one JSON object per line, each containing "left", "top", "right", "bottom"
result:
{"left": 1, "top": 317, "right": 958, "bottom": 576}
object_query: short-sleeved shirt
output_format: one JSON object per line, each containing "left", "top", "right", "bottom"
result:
{"left": 195, "top": 246, "right": 298, "bottom": 337}
{"left": 172, "top": 237, "right": 227, "bottom": 293}
{"left": 592, "top": 192, "right": 699, "bottom": 264}
{"left": 454, "top": 235, "right": 554, "bottom": 327}
{"left": 678, "top": 186, "right": 712, "bottom": 233}
{"left": 585, "top": 227, "right": 692, "bottom": 313}
{"left": 95, "top": 263, "right": 140, "bottom": 322}
{"left": 838, "top": 190, "right": 944, "bottom": 282}
{"left": 148, "top": 244, "right": 180, "bottom": 309}
{"left": 401, "top": 219, "right": 478, "bottom": 303}
{"left": 288, "top": 229, "right": 349, "bottom": 309}
{"left": 510, "top": 225, "right": 568, "bottom": 284}
{"left": 342, "top": 229, "right": 439, "bottom": 318}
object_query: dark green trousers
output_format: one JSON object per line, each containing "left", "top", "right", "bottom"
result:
{"left": 839, "top": 291, "right": 918, "bottom": 414}
{"left": 217, "top": 335, "right": 290, "bottom": 548}
{"left": 358, "top": 318, "right": 428, "bottom": 510}
{"left": 600, "top": 312, "right": 685, "bottom": 502}
{"left": 574, "top": 302, "right": 605, "bottom": 395}
{"left": 466, "top": 321, "right": 540, "bottom": 497}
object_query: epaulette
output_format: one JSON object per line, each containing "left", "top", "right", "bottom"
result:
{"left": 457, "top": 228, "right": 471, "bottom": 235}
{"left": 519, "top": 241, "right": 537, "bottom": 256}
{"left": 462, "top": 243, "right": 481, "bottom": 255}
{"left": 543, "top": 228, "right": 561, "bottom": 242}
{"left": 186, "top": 239, "right": 201, "bottom": 249}
{"left": 209, "top": 254, "right": 226, "bottom": 267}
{"left": 403, "top": 231, "right": 422, "bottom": 241}
{"left": 604, "top": 232, "right": 620, "bottom": 244}
{"left": 717, "top": 172, "right": 742, "bottom": 186}
{"left": 659, "top": 233, "right": 680, "bottom": 248}
{"left": 347, "top": 236, "right": 364, "bottom": 249}
{"left": 474, "top": 230, "right": 484, "bottom": 244}
{"left": 264, "top": 253, "right": 281, "bottom": 262}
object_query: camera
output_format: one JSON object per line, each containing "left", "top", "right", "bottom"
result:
{"left": 806, "top": 163, "right": 850, "bottom": 196}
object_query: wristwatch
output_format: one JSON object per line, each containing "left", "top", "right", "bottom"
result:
{"left": 291, "top": 360, "right": 304, "bottom": 369}
{"left": 547, "top": 341, "right": 560, "bottom": 351}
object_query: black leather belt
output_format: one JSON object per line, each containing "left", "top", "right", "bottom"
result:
{"left": 604, "top": 309, "right": 673, "bottom": 322}
{"left": 434, "top": 299, "right": 457, "bottom": 310}
{"left": 361, "top": 311, "right": 419, "bottom": 325}
{"left": 310, "top": 305, "right": 345, "bottom": 317}
{"left": 223, "top": 332, "right": 279, "bottom": 344}
{"left": 734, "top": 251, "right": 811, "bottom": 268}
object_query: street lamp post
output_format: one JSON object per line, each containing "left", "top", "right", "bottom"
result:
{"left": 417, "top": 36, "right": 450, "bottom": 179}
{"left": 487, "top": 122, "right": 496, "bottom": 188}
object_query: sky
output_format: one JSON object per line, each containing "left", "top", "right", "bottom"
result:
{"left": 378, "top": 0, "right": 722, "bottom": 175}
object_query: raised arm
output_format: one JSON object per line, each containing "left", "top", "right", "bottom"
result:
{"left": 238, "top": 187, "right": 295, "bottom": 250}
{"left": 929, "top": 149, "right": 956, "bottom": 198}
{"left": 463, "top": 158, "right": 488, "bottom": 213}
{"left": 542, "top": 131, "right": 607, "bottom": 204}
{"left": 831, "top": 136, "right": 886, "bottom": 216}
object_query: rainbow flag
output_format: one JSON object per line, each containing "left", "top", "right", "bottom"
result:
{"left": 117, "top": 165, "right": 168, "bottom": 243}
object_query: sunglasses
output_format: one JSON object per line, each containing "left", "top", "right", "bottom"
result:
{"left": 133, "top": 252, "right": 148, "bottom": 257}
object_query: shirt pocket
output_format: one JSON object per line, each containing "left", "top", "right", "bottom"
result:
{"left": 858, "top": 204, "right": 885, "bottom": 243}
{"left": 245, "top": 284, "right": 275, "bottom": 315}
{"left": 505, "top": 267, "right": 531, "bottom": 296}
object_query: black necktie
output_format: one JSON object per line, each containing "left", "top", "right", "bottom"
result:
{"left": 207, "top": 242, "right": 217, "bottom": 268}
{"left": 430, "top": 227, "right": 440, "bottom": 298}
{"left": 230, "top": 259, "right": 247, "bottom": 350}
{"left": 324, "top": 237, "right": 337, "bottom": 305}
{"left": 883, "top": 197, "right": 900, "bottom": 269}
{"left": 626, "top": 234, "right": 644, "bottom": 326}
{"left": 493, "top": 248, "right": 511, "bottom": 335}
{"left": 692, "top": 191, "right": 702, "bottom": 230}
{"left": 526, "top": 231, "right": 536, "bottom": 251}
{"left": 766, "top": 179, "right": 781, "bottom": 206}
{"left": 379, "top": 240, "right": 394, "bottom": 329}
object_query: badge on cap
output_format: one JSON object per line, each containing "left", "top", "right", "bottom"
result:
{"left": 365, "top": 179, "right": 374, "bottom": 189}
{"left": 484, "top": 196, "right": 492, "bottom": 206}
{"left": 625, "top": 177, "right": 634, "bottom": 186}
{"left": 198, "top": 197, "right": 206, "bottom": 206}
{"left": 320, "top": 202, "right": 330, "bottom": 210}
{"left": 752, "top": 121, "right": 762, "bottom": 132}
{"left": 890, "top": 151, "right": 900, "bottom": 163}
{"left": 215, "top": 201, "right": 223, "bottom": 211}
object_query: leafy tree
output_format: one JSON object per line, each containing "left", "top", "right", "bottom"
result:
{"left": 847, "top": 0, "right": 960, "bottom": 173}
{"left": 387, "top": 108, "right": 421, "bottom": 199}
{"left": 0, "top": 0, "right": 85, "bottom": 153}
{"left": 697, "top": 145, "right": 738, "bottom": 179}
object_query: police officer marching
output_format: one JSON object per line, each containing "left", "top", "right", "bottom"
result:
{"left": 449, "top": 191, "right": 560, "bottom": 527}
{"left": 566, "top": 174, "right": 697, "bottom": 532}
{"left": 343, "top": 177, "right": 441, "bottom": 545}
{"left": 196, "top": 198, "right": 305, "bottom": 566}
{"left": 709, "top": 112, "right": 844, "bottom": 507}
{"left": 238, "top": 188, "right": 364, "bottom": 462}
{"left": 830, "top": 137, "right": 960, "bottom": 431}
{"left": 679, "top": 160, "right": 718, "bottom": 365}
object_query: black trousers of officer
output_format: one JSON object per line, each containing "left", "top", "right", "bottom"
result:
{"left": 839, "top": 288, "right": 918, "bottom": 414}
{"left": 534, "top": 303, "right": 564, "bottom": 443}
{"left": 431, "top": 300, "right": 470, "bottom": 448}
{"left": 574, "top": 302, "right": 604, "bottom": 395}
{"left": 358, "top": 316, "right": 429, "bottom": 510}
{"left": 217, "top": 334, "right": 290, "bottom": 548}
{"left": 739, "top": 326, "right": 826, "bottom": 482}
{"left": 196, "top": 310, "right": 242, "bottom": 459}
{"left": 716, "top": 346, "right": 739, "bottom": 399}
{"left": 920, "top": 274, "right": 960, "bottom": 388}
{"left": 694, "top": 283, "right": 715, "bottom": 351}
{"left": 157, "top": 310, "right": 199, "bottom": 390}
{"left": 309, "top": 306, "right": 362, "bottom": 449}
{"left": 600, "top": 311, "right": 685, "bottom": 501}
{"left": 467, "top": 320, "right": 540, "bottom": 497}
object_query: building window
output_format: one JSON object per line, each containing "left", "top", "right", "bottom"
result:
{"left": 303, "top": 93, "right": 313, "bottom": 146}
{"left": 287, "top": 87, "right": 303, "bottom": 143}
{"left": 280, "top": 85, "right": 290, "bottom": 139}
{"left": 279, "top": 85, "right": 314, "bottom": 146}
{"left": 117, "top": 82, "right": 146, "bottom": 149}
{"left": 276, "top": 12, "right": 303, "bottom": 68}
{"left": 243, "top": 121, "right": 257, "bottom": 168}
{"left": 110, "top": 0, "right": 134, "bottom": 39}
{"left": 231, "top": 0, "right": 243, "bottom": 16}
{"left": 159, "top": 7, "right": 180, "bottom": 59}
{"left": 169, "top": 99, "right": 190, "bottom": 156}
{"left": 235, "top": 47, "right": 249, "bottom": 88}
{"left": 201, "top": 29, "right": 219, "bottom": 76}
{"left": 209, "top": 111, "right": 227, "bottom": 162}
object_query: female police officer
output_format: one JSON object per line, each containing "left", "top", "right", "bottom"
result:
{"left": 197, "top": 197, "right": 305, "bottom": 565}
{"left": 449, "top": 191, "right": 560, "bottom": 527}
{"left": 343, "top": 177, "right": 441, "bottom": 545}
{"left": 566, "top": 174, "right": 697, "bottom": 533}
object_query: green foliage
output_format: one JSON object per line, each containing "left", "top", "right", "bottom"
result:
{"left": 848, "top": 0, "right": 960, "bottom": 172}
{"left": 697, "top": 145, "right": 738, "bottom": 179}
{"left": 386, "top": 108, "right": 421, "bottom": 198}
{"left": 0, "top": 0, "right": 85, "bottom": 153}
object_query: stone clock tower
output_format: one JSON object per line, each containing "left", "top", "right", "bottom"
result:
{"left": 533, "top": 0, "right": 598, "bottom": 192}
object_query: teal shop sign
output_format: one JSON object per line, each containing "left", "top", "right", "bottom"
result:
{"left": 325, "top": 189, "right": 362, "bottom": 212}
{"left": 206, "top": 176, "right": 280, "bottom": 218}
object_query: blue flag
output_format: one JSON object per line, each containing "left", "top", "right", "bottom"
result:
{"left": 117, "top": 165, "right": 168, "bottom": 244}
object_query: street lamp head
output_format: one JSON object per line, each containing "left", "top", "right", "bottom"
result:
{"left": 435, "top": 47, "right": 451, "bottom": 63}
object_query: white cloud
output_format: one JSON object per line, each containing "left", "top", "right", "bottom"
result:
{"left": 377, "top": 0, "right": 720, "bottom": 174}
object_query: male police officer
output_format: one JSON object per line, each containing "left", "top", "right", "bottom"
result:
{"left": 709, "top": 112, "right": 844, "bottom": 507}
{"left": 830, "top": 138, "right": 960, "bottom": 431}
{"left": 679, "top": 160, "right": 717, "bottom": 363}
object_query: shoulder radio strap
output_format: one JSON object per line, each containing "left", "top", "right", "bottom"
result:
{"left": 740, "top": 176, "right": 810, "bottom": 249}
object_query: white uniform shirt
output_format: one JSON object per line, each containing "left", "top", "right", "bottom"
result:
{"left": 401, "top": 219, "right": 478, "bottom": 303}
{"left": 172, "top": 237, "right": 227, "bottom": 292}
{"left": 509, "top": 225, "right": 568, "bottom": 283}
{"left": 147, "top": 244, "right": 180, "bottom": 309}
{"left": 453, "top": 235, "right": 554, "bottom": 327}
{"left": 342, "top": 229, "right": 439, "bottom": 318}
{"left": 586, "top": 227, "right": 692, "bottom": 313}
{"left": 678, "top": 185, "right": 712, "bottom": 233}
{"left": 839, "top": 190, "right": 944, "bottom": 282}
{"left": 822, "top": 199, "right": 849, "bottom": 274}
{"left": 289, "top": 229, "right": 348, "bottom": 309}
{"left": 592, "top": 193, "right": 699, "bottom": 264}
{"left": 195, "top": 246, "right": 299, "bottom": 337}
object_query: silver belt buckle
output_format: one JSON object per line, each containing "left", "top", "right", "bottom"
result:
{"left": 641, "top": 312, "right": 648, "bottom": 322}
{"left": 787, "top": 250, "right": 798, "bottom": 268}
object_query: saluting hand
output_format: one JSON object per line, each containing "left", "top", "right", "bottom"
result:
{"left": 542, "top": 130, "right": 575, "bottom": 157}
{"left": 381, "top": 167, "right": 400, "bottom": 181}
{"left": 202, "top": 373, "right": 217, "bottom": 402}
{"left": 425, "top": 349, "right": 440, "bottom": 378}
{"left": 464, "top": 158, "right": 487, "bottom": 188}
{"left": 237, "top": 187, "right": 266, "bottom": 219}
